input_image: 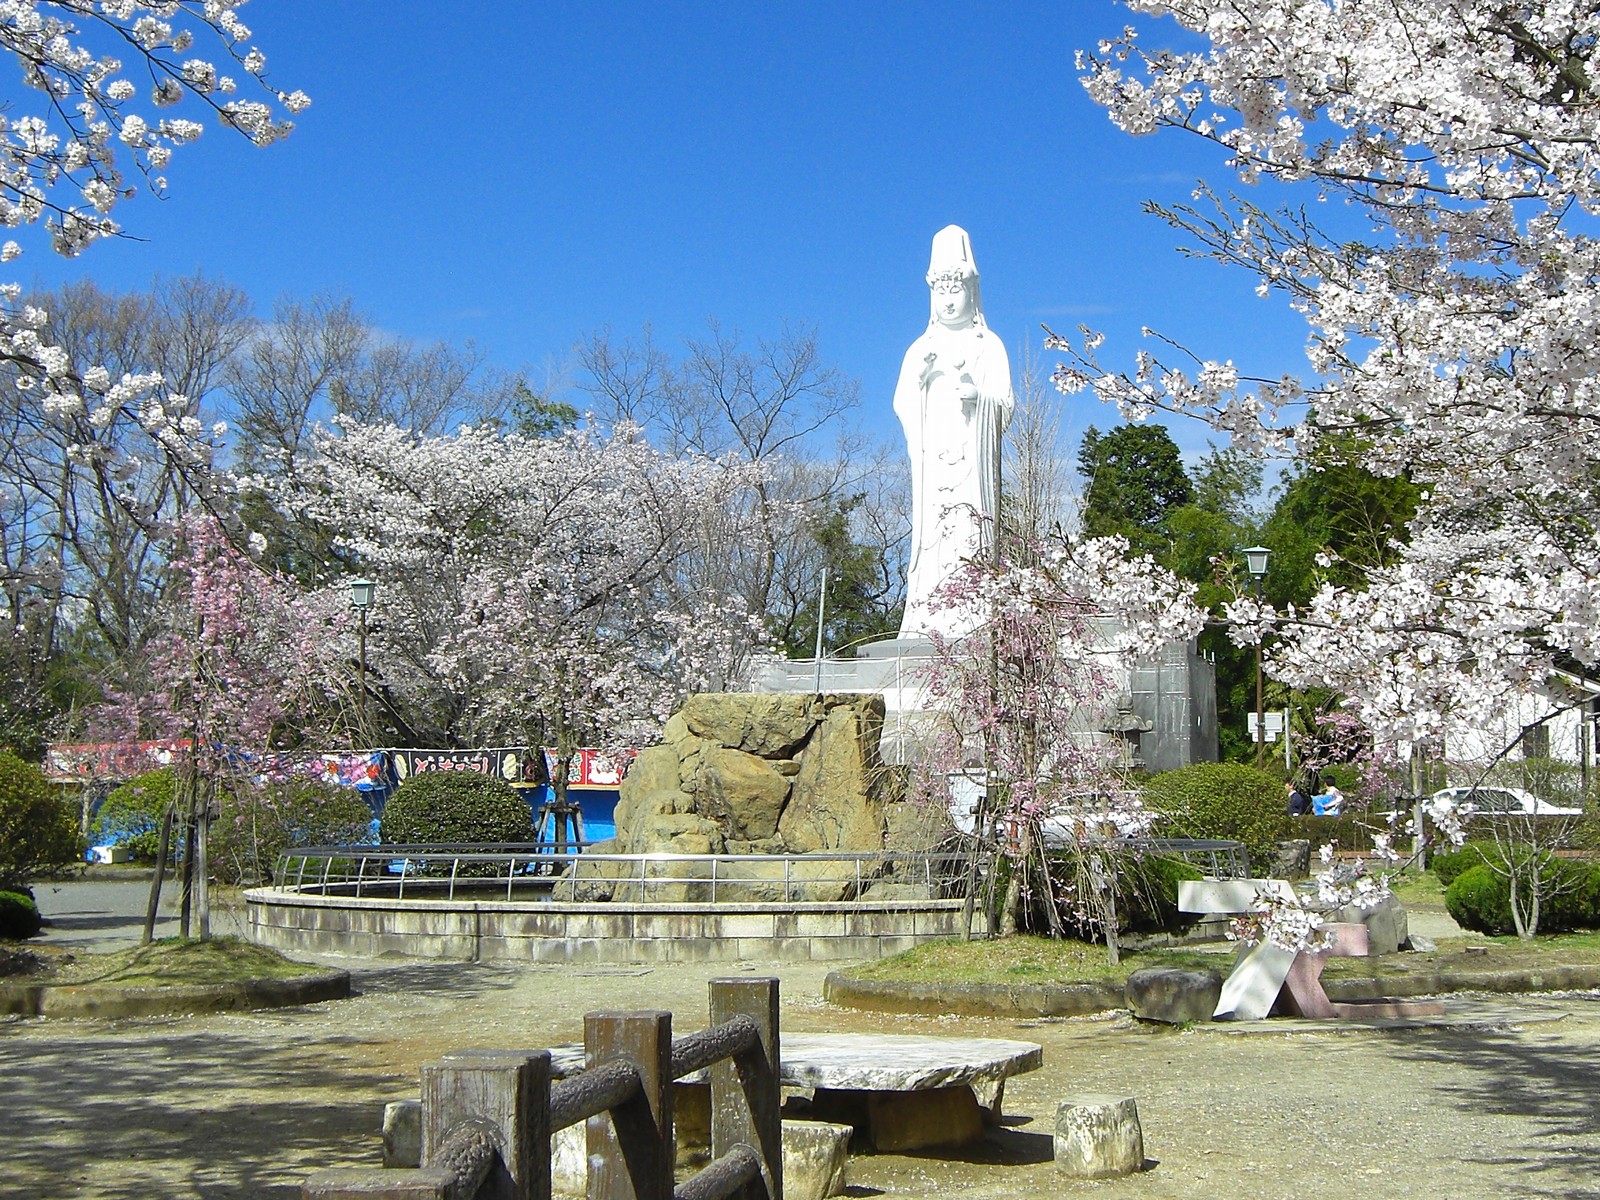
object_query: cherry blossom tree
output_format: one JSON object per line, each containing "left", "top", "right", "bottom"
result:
{"left": 277, "top": 419, "right": 768, "bottom": 785}
{"left": 94, "top": 513, "right": 344, "bottom": 939}
{"left": 1059, "top": 1, "right": 1600, "bottom": 767}
{"left": 909, "top": 529, "right": 1205, "bottom": 959}
{"left": 1050, "top": 1, "right": 1600, "bottom": 946}
{"left": 0, "top": 2, "right": 306, "bottom": 612}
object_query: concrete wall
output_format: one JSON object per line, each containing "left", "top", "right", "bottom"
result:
{"left": 748, "top": 628, "right": 1219, "bottom": 770}
{"left": 245, "top": 889, "right": 982, "bottom": 963}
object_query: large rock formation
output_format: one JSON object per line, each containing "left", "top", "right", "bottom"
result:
{"left": 576, "top": 693, "right": 896, "bottom": 902}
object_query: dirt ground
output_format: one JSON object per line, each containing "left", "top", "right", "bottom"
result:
{"left": 8, "top": 882, "right": 1600, "bottom": 1199}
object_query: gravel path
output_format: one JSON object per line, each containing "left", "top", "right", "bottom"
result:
{"left": 7, "top": 881, "right": 1599, "bottom": 1200}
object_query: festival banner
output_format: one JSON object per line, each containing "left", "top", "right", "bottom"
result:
{"left": 391, "top": 747, "right": 546, "bottom": 785}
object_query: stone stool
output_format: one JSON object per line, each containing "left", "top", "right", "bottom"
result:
{"left": 1054, "top": 1094, "right": 1145, "bottom": 1178}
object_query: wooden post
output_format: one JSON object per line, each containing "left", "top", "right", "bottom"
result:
{"left": 422, "top": 1050, "right": 552, "bottom": 1200}
{"left": 708, "top": 978, "right": 782, "bottom": 1200}
{"left": 586, "top": 1011, "right": 673, "bottom": 1200}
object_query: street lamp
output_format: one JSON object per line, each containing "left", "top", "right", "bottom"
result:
{"left": 350, "top": 578, "right": 376, "bottom": 746}
{"left": 1241, "top": 546, "right": 1271, "bottom": 768}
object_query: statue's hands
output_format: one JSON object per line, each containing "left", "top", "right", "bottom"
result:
{"left": 919, "top": 352, "right": 937, "bottom": 390}
{"left": 958, "top": 373, "right": 979, "bottom": 412}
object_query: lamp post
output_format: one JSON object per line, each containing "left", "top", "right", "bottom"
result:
{"left": 350, "top": 578, "right": 376, "bottom": 747}
{"left": 1241, "top": 546, "right": 1271, "bottom": 769}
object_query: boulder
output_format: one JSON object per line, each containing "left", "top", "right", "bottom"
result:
{"left": 1269, "top": 838, "right": 1312, "bottom": 879}
{"left": 680, "top": 693, "right": 820, "bottom": 758}
{"left": 1329, "top": 892, "right": 1409, "bottom": 955}
{"left": 778, "top": 700, "right": 886, "bottom": 854}
{"left": 696, "top": 747, "right": 791, "bottom": 840}
{"left": 883, "top": 799, "right": 953, "bottom": 854}
{"left": 611, "top": 693, "right": 888, "bottom": 866}
{"left": 1124, "top": 967, "right": 1223, "bottom": 1025}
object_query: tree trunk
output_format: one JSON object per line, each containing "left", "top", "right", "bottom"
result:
{"left": 142, "top": 802, "right": 176, "bottom": 945}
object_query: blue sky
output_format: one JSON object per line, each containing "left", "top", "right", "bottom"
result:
{"left": 22, "top": 2, "right": 1313, "bottom": 462}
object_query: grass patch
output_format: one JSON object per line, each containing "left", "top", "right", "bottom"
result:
{"left": 16, "top": 937, "right": 323, "bottom": 987}
{"left": 1322, "top": 931, "right": 1600, "bottom": 980}
{"left": 1386, "top": 870, "right": 1446, "bottom": 908}
{"left": 844, "top": 928, "right": 1600, "bottom": 989}
{"left": 844, "top": 935, "right": 1230, "bottom": 985}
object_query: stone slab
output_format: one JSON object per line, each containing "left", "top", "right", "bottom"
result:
{"left": 1329, "top": 893, "right": 1409, "bottom": 955}
{"left": 1215, "top": 941, "right": 1296, "bottom": 1020}
{"left": 1279, "top": 922, "right": 1368, "bottom": 1019}
{"left": 1177, "top": 878, "right": 1294, "bottom": 914}
{"left": 864, "top": 1085, "right": 983, "bottom": 1151}
{"left": 1328, "top": 997, "right": 1448, "bottom": 1019}
{"left": 778, "top": 1033, "right": 1042, "bottom": 1092}
{"left": 546, "top": 1032, "right": 1043, "bottom": 1095}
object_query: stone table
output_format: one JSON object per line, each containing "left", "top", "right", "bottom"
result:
{"left": 779, "top": 1033, "right": 1043, "bottom": 1151}
{"left": 544, "top": 1032, "right": 1042, "bottom": 1153}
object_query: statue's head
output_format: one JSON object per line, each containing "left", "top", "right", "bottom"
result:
{"left": 924, "top": 224, "right": 984, "bottom": 332}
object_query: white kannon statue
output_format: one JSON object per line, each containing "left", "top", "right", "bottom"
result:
{"left": 894, "top": 225, "right": 1015, "bottom": 639}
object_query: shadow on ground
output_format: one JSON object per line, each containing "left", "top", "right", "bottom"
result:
{"left": 1385, "top": 1024, "right": 1600, "bottom": 1197}
{"left": 345, "top": 960, "right": 533, "bottom": 1002}
{"left": 6, "top": 1024, "right": 399, "bottom": 1199}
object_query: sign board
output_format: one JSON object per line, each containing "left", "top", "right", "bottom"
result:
{"left": 1247, "top": 711, "right": 1286, "bottom": 743}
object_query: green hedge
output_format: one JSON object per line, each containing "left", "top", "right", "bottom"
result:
{"left": 1142, "top": 762, "right": 1289, "bottom": 871}
{"left": 1444, "top": 860, "right": 1600, "bottom": 936}
{"left": 0, "top": 889, "right": 42, "bottom": 939}
{"left": 1120, "top": 854, "right": 1204, "bottom": 934}
{"left": 0, "top": 750, "right": 83, "bottom": 889}
{"left": 379, "top": 772, "right": 533, "bottom": 845}
{"left": 92, "top": 770, "right": 177, "bottom": 862}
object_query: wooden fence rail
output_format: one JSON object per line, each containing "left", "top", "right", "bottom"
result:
{"left": 303, "top": 978, "right": 782, "bottom": 1200}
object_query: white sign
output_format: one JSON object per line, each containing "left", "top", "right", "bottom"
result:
{"left": 1247, "top": 711, "right": 1285, "bottom": 743}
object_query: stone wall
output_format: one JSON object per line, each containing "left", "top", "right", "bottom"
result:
{"left": 245, "top": 889, "right": 980, "bottom": 963}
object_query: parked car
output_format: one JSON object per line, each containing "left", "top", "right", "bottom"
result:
{"left": 1428, "top": 786, "right": 1583, "bottom": 819}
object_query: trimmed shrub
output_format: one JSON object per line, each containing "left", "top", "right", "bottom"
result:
{"left": 210, "top": 779, "right": 376, "bottom": 885}
{"left": 1430, "top": 841, "right": 1508, "bottom": 887}
{"left": 0, "top": 890, "right": 42, "bottom": 939}
{"left": 1445, "top": 860, "right": 1600, "bottom": 936}
{"left": 379, "top": 772, "right": 533, "bottom": 845}
{"left": 1142, "top": 762, "right": 1289, "bottom": 872}
{"left": 92, "top": 770, "right": 177, "bottom": 862}
{"left": 0, "top": 750, "right": 83, "bottom": 890}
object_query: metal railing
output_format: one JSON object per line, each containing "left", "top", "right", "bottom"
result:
{"left": 304, "top": 977, "right": 783, "bottom": 1200}
{"left": 269, "top": 836, "right": 1249, "bottom": 904}
{"left": 1134, "top": 837, "right": 1252, "bottom": 879}
{"left": 272, "top": 844, "right": 976, "bottom": 903}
